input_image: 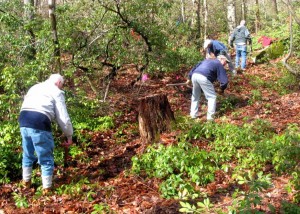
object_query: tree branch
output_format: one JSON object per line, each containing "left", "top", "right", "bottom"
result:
{"left": 0, "top": 8, "right": 22, "bottom": 23}
{"left": 282, "top": 11, "right": 300, "bottom": 76}
{"left": 283, "top": 0, "right": 300, "bottom": 25}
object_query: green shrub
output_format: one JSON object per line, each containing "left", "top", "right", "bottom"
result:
{"left": 131, "top": 141, "right": 217, "bottom": 198}
{"left": 0, "top": 121, "right": 22, "bottom": 183}
{"left": 280, "top": 201, "right": 300, "bottom": 214}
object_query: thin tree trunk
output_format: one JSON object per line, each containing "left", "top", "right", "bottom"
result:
{"left": 24, "top": 0, "right": 36, "bottom": 60}
{"left": 261, "top": 0, "right": 266, "bottom": 19}
{"left": 241, "top": 0, "right": 246, "bottom": 20}
{"left": 190, "top": 0, "right": 195, "bottom": 26}
{"left": 270, "top": 0, "right": 278, "bottom": 20}
{"left": 282, "top": 11, "right": 299, "bottom": 76}
{"left": 227, "top": 0, "right": 236, "bottom": 34}
{"left": 203, "top": 0, "right": 208, "bottom": 39}
{"left": 196, "top": 0, "right": 202, "bottom": 48}
{"left": 48, "top": 0, "right": 61, "bottom": 73}
{"left": 285, "top": 0, "right": 300, "bottom": 25}
{"left": 255, "top": 0, "right": 260, "bottom": 34}
{"left": 180, "top": 0, "right": 185, "bottom": 23}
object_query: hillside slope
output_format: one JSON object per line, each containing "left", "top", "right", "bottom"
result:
{"left": 1, "top": 58, "right": 299, "bottom": 213}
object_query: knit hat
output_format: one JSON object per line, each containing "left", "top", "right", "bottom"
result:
{"left": 203, "top": 39, "right": 212, "bottom": 49}
{"left": 217, "top": 55, "right": 230, "bottom": 62}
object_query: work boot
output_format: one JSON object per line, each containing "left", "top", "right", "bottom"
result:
{"left": 21, "top": 180, "right": 31, "bottom": 189}
{"left": 42, "top": 188, "right": 52, "bottom": 196}
{"left": 232, "top": 70, "right": 237, "bottom": 76}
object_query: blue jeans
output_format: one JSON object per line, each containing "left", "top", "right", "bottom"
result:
{"left": 190, "top": 73, "right": 216, "bottom": 120}
{"left": 235, "top": 45, "right": 247, "bottom": 69}
{"left": 21, "top": 127, "right": 54, "bottom": 177}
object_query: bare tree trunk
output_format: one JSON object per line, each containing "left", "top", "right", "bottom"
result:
{"left": 284, "top": 0, "right": 300, "bottom": 25}
{"left": 263, "top": 0, "right": 268, "bottom": 19}
{"left": 255, "top": 0, "right": 260, "bottom": 34}
{"left": 241, "top": 0, "right": 246, "bottom": 20}
{"left": 190, "top": 0, "right": 195, "bottom": 26}
{"left": 24, "top": 0, "right": 36, "bottom": 60}
{"left": 282, "top": 10, "right": 300, "bottom": 76}
{"left": 270, "top": 0, "right": 278, "bottom": 20}
{"left": 203, "top": 0, "right": 208, "bottom": 39}
{"left": 196, "top": 0, "right": 202, "bottom": 48}
{"left": 48, "top": 0, "right": 61, "bottom": 73}
{"left": 180, "top": 0, "right": 186, "bottom": 23}
{"left": 227, "top": 0, "right": 236, "bottom": 34}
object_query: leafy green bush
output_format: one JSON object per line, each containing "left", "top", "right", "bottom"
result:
{"left": 272, "top": 124, "right": 300, "bottom": 174}
{"left": 132, "top": 119, "right": 300, "bottom": 208}
{"left": 217, "top": 94, "right": 240, "bottom": 115}
{"left": 92, "top": 203, "right": 114, "bottom": 214}
{"left": 12, "top": 192, "right": 29, "bottom": 208}
{"left": 131, "top": 141, "right": 217, "bottom": 198}
{"left": 280, "top": 200, "right": 300, "bottom": 214}
{"left": 0, "top": 121, "right": 22, "bottom": 183}
{"left": 272, "top": 70, "right": 299, "bottom": 95}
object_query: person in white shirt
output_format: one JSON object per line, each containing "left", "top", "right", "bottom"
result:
{"left": 19, "top": 73, "right": 73, "bottom": 194}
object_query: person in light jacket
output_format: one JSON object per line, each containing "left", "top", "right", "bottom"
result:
{"left": 19, "top": 73, "right": 73, "bottom": 194}
{"left": 230, "top": 20, "right": 252, "bottom": 71}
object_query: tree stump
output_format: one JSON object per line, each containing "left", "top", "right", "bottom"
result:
{"left": 138, "top": 94, "right": 175, "bottom": 144}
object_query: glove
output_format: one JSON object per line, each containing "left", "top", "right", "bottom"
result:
{"left": 186, "top": 79, "right": 191, "bottom": 85}
{"left": 216, "top": 88, "right": 225, "bottom": 95}
{"left": 230, "top": 42, "right": 234, "bottom": 48}
{"left": 62, "top": 138, "right": 72, "bottom": 148}
{"left": 220, "top": 50, "right": 227, "bottom": 55}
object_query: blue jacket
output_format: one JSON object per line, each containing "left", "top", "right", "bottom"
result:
{"left": 188, "top": 59, "right": 228, "bottom": 90}
{"left": 207, "top": 40, "right": 227, "bottom": 56}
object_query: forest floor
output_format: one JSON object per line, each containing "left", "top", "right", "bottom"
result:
{"left": 1, "top": 57, "right": 300, "bottom": 213}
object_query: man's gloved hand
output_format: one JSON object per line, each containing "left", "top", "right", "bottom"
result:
{"left": 216, "top": 87, "right": 225, "bottom": 95}
{"left": 220, "top": 50, "right": 227, "bottom": 55}
{"left": 186, "top": 79, "right": 191, "bottom": 85}
{"left": 62, "top": 138, "right": 72, "bottom": 148}
{"left": 230, "top": 42, "right": 234, "bottom": 48}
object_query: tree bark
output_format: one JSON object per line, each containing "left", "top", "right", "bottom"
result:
{"left": 255, "top": 0, "right": 260, "bottom": 34}
{"left": 24, "top": 0, "right": 36, "bottom": 60}
{"left": 285, "top": 0, "right": 300, "bottom": 25}
{"left": 180, "top": 0, "right": 186, "bottom": 23}
{"left": 282, "top": 11, "right": 300, "bottom": 76}
{"left": 270, "top": 0, "right": 278, "bottom": 20}
{"left": 196, "top": 0, "right": 202, "bottom": 48}
{"left": 48, "top": 0, "right": 61, "bottom": 73}
{"left": 227, "top": 0, "right": 236, "bottom": 32}
{"left": 241, "top": 0, "right": 246, "bottom": 21}
{"left": 227, "top": 0, "right": 236, "bottom": 39}
{"left": 138, "top": 94, "right": 175, "bottom": 144}
{"left": 203, "top": 0, "right": 208, "bottom": 39}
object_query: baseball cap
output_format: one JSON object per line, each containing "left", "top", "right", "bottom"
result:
{"left": 217, "top": 55, "right": 230, "bottom": 62}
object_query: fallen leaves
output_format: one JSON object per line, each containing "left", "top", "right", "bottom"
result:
{"left": 1, "top": 63, "right": 300, "bottom": 213}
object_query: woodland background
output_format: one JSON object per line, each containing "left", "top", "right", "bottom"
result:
{"left": 0, "top": 0, "right": 300, "bottom": 213}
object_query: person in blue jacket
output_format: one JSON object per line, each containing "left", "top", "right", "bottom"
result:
{"left": 186, "top": 55, "right": 229, "bottom": 120}
{"left": 204, "top": 39, "right": 236, "bottom": 76}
